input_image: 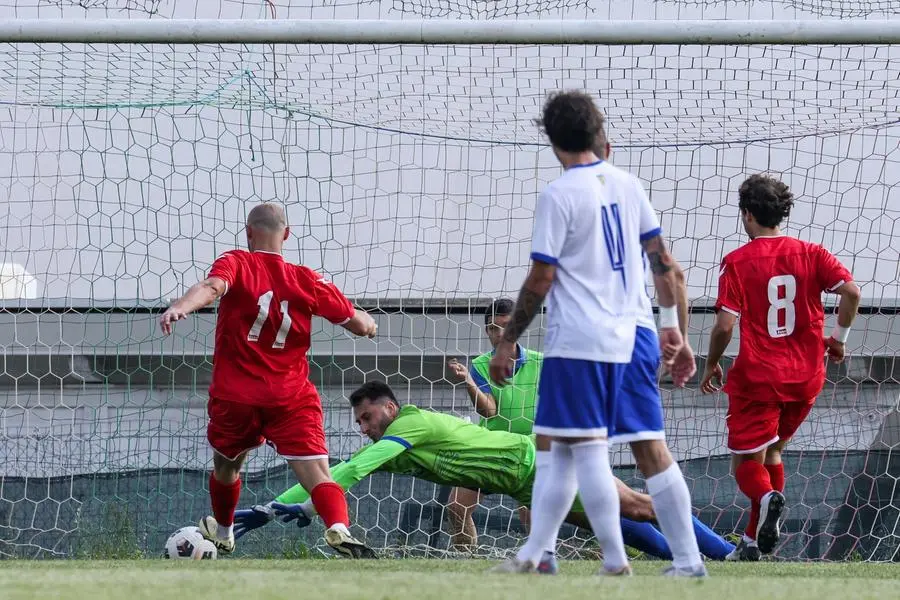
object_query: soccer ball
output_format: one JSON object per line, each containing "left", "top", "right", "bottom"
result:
{"left": 164, "top": 526, "right": 217, "bottom": 560}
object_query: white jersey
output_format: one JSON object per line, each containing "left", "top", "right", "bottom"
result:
{"left": 637, "top": 253, "right": 657, "bottom": 331}
{"left": 531, "top": 160, "right": 661, "bottom": 363}
{"left": 638, "top": 257, "right": 656, "bottom": 333}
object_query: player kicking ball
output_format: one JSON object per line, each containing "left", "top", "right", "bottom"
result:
{"left": 159, "top": 203, "right": 379, "bottom": 559}
{"left": 701, "top": 175, "right": 861, "bottom": 560}
{"left": 232, "top": 381, "right": 736, "bottom": 566}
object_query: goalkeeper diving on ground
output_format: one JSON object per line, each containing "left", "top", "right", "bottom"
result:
{"left": 233, "top": 381, "right": 734, "bottom": 565}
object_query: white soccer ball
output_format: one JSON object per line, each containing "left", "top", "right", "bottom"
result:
{"left": 164, "top": 526, "right": 218, "bottom": 560}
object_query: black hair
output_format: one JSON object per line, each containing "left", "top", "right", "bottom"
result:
{"left": 349, "top": 380, "right": 399, "bottom": 408}
{"left": 738, "top": 174, "right": 794, "bottom": 228}
{"left": 485, "top": 297, "right": 515, "bottom": 327}
{"left": 537, "top": 91, "right": 606, "bottom": 153}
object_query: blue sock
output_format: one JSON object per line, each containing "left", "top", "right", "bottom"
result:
{"left": 691, "top": 515, "right": 735, "bottom": 560}
{"left": 619, "top": 518, "right": 672, "bottom": 560}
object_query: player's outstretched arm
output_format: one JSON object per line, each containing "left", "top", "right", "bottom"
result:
{"left": 341, "top": 308, "right": 378, "bottom": 338}
{"left": 700, "top": 311, "right": 735, "bottom": 394}
{"left": 641, "top": 234, "right": 686, "bottom": 369}
{"left": 159, "top": 277, "right": 227, "bottom": 335}
{"left": 309, "top": 273, "right": 377, "bottom": 338}
{"left": 233, "top": 439, "right": 408, "bottom": 538}
{"left": 489, "top": 260, "right": 555, "bottom": 386}
{"left": 825, "top": 281, "right": 861, "bottom": 363}
{"left": 233, "top": 462, "right": 362, "bottom": 539}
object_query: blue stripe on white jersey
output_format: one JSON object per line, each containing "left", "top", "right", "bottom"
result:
{"left": 637, "top": 249, "right": 657, "bottom": 330}
{"left": 529, "top": 161, "right": 662, "bottom": 363}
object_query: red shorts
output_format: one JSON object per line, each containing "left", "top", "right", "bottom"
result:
{"left": 206, "top": 396, "right": 327, "bottom": 460}
{"left": 726, "top": 394, "right": 815, "bottom": 454}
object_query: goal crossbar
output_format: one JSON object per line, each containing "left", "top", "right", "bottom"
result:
{"left": 2, "top": 19, "right": 900, "bottom": 45}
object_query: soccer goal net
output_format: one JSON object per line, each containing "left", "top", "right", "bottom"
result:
{"left": 0, "top": 2, "right": 898, "bottom": 561}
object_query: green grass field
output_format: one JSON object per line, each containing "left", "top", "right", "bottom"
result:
{"left": 2, "top": 560, "right": 898, "bottom": 600}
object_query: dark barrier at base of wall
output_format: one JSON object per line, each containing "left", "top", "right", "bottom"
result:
{"left": 0, "top": 450, "right": 898, "bottom": 561}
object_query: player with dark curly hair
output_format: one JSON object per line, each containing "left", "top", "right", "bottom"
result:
{"left": 489, "top": 90, "right": 703, "bottom": 577}
{"left": 701, "top": 174, "right": 861, "bottom": 561}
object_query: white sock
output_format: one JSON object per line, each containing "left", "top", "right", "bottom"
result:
{"left": 328, "top": 522, "right": 351, "bottom": 535}
{"left": 516, "top": 443, "right": 577, "bottom": 564}
{"left": 530, "top": 450, "right": 557, "bottom": 555}
{"left": 217, "top": 523, "right": 233, "bottom": 540}
{"left": 571, "top": 440, "right": 629, "bottom": 572}
{"left": 301, "top": 500, "right": 317, "bottom": 516}
{"left": 646, "top": 462, "right": 703, "bottom": 569}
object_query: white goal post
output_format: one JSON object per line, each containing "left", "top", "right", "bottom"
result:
{"left": 2, "top": 18, "right": 900, "bottom": 44}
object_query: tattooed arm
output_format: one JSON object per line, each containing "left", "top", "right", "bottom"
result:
{"left": 642, "top": 233, "right": 691, "bottom": 371}
{"left": 641, "top": 234, "right": 679, "bottom": 312}
{"left": 489, "top": 260, "right": 555, "bottom": 386}
{"left": 501, "top": 261, "right": 556, "bottom": 345}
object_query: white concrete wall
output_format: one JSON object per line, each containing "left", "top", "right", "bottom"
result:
{"left": 1, "top": 384, "right": 897, "bottom": 477}
{"left": 0, "top": 2, "right": 896, "bottom": 303}
{"left": 0, "top": 304, "right": 897, "bottom": 477}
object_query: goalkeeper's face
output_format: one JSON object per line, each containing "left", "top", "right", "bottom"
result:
{"left": 353, "top": 397, "right": 399, "bottom": 442}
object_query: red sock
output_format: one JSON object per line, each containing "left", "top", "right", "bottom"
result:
{"left": 209, "top": 474, "right": 241, "bottom": 527}
{"left": 735, "top": 460, "right": 773, "bottom": 503}
{"left": 310, "top": 482, "right": 350, "bottom": 528}
{"left": 746, "top": 500, "right": 761, "bottom": 540}
{"left": 735, "top": 461, "right": 772, "bottom": 541}
{"left": 766, "top": 463, "right": 785, "bottom": 493}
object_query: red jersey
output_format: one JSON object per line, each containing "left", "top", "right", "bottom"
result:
{"left": 715, "top": 236, "right": 852, "bottom": 402}
{"left": 206, "top": 250, "right": 354, "bottom": 406}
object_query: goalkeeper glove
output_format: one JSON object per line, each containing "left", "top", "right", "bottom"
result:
{"left": 233, "top": 504, "right": 275, "bottom": 540}
{"left": 271, "top": 502, "right": 313, "bottom": 529}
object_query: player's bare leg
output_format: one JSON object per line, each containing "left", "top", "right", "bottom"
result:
{"left": 199, "top": 451, "right": 247, "bottom": 553}
{"left": 630, "top": 439, "right": 705, "bottom": 576}
{"left": 288, "top": 458, "right": 377, "bottom": 559}
{"left": 446, "top": 487, "right": 480, "bottom": 551}
{"left": 518, "top": 506, "right": 532, "bottom": 531}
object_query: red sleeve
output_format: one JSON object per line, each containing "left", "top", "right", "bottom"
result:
{"left": 310, "top": 272, "right": 355, "bottom": 324}
{"left": 816, "top": 245, "right": 853, "bottom": 293}
{"left": 714, "top": 256, "right": 742, "bottom": 316}
{"left": 208, "top": 252, "right": 241, "bottom": 294}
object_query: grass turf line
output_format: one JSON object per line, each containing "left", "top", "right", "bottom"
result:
{"left": 1, "top": 560, "right": 898, "bottom": 600}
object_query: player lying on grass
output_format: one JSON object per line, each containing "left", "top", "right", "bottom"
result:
{"left": 233, "top": 381, "right": 734, "bottom": 567}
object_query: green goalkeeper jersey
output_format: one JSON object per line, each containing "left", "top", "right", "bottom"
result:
{"left": 275, "top": 405, "right": 536, "bottom": 505}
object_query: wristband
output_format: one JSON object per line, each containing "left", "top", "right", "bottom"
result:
{"left": 831, "top": 325, "right": 850, "bottom": 344}
{"left": 658, "top": 305, "right": 679, "bottom": 330}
